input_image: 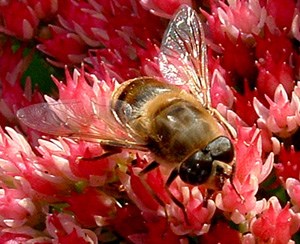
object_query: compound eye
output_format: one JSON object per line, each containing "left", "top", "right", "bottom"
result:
{"left": 205, "top": 136, "right": 234, "bottom": 163}
{"left": 179, "top": 150, "right": 213, "bottom": 185}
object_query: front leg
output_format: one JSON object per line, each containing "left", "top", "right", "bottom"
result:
{"left": 165, "top": 167, "right": 190, "bottom": 225}
{"left": 211, "top": 107, "right": 237, "bottom": 139}
{"left": 138, "top": 161, "right": 167, "bottom": 210}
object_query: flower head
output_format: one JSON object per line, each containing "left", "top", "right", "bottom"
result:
{"left": 0, "top": 0, "right": 39, "bottom": 40}
{"left": 216, "top": 125, "right": 274, "bottom": 223}
{"left": 247, "top": 197, "right": 300, "bottom": 244}
{"left": 254, "top": 83, "right": 300, "bottom": 138}
{"left": 204, "top": 0, "right": 265, "bottom": 44}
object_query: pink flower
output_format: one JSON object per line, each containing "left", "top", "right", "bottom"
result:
{"left": 134, "top": 39, "right": 161, "bottom": 77}
{"left": 46, "top": 213, "right": 98, "bottom": 243}
{"left": 0, "top": 187, "right": 36, "bottom": 227}
{"left": 210, "top": 62, "right": 234, "bottom": 109}
{"left": 216, "top": 125, "right": 273, "bottom": 223}
{"left": 204, "top": 0, "right": 266, "bottom": 43}
{"left": 0, "top": 227, "right": 51, "bottom": 243}
{"left": 286, "top": 178, "right": 300, "bottom": 211}
{"left": 254, "top": 83, "right": 300, "bottom": 138}
{"left": 37, "top": 137, "right": 117, "bottom": 186}
{"left": 291, "top": 10, "right": 300, "bottom": 42}
{"left": 246, "top": 197, "right": 300, "bottom": 244}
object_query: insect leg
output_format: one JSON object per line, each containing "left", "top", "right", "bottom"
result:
{"left": 80, "top": 144, "right": 122, "bottom": 161}
{"left": 229, "top": 160, "right": 245, "bottom": 203}
{"left": 211, "top": 108, "right": 237, "bottom": 139}
{"left": 138, "top": 161, "right": 166, "bottom": 207}
{"left": 138, "top": 161, "right": 169, "bottom": 223}
{"left": 165, "top": 168, "right": 190, "bottom": 225}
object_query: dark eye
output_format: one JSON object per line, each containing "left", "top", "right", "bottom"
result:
{"left": 179, "top": 150, "right": 213, "bottom": 185}
{"left": 205, "top": 136, "right": 234, "bottom": 163}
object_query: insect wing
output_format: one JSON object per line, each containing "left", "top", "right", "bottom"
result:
{"left": 159, "top": 5, "right": 210, "bottom": 107}
{"left": 17, "top": 99, "right": 145, "bottom": 148}
{"left": 17, "top": 102, "right": 75, "bottom": 136}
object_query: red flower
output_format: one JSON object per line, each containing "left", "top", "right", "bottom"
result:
{"left": 23, "top": 0, "right": 58, "bottom": 20}
{"left": 57, "top": 229, "right": 89, "bottom": 244}
{"left": 67, "top": 141, "right": 115, "bottom": 180}
{"left": 0, "top": 0, "right": 39, "bottom": 40}
{"left": 129, "top": 216, "right": 184, "bottom": 244}
{"left": 276, "top": 145, "right": 300, "bottom": 183}
{"left": 264, "top": 0, "right": 296, "bottom": 32}
{"left": 0, "top": 232, "right": 32, "bottom": 243}
{"left": 60, "top": 187, "right": 116, "bottom": 228}
{"left": 139, "top": 0, "right": 192, "bottom": 18}
{"left": 112, "top": 204, "right": 148, "bottom": 241}
{"left": 0, "top": 39, "right": 33, "bottom": 86}
{"left": 255, "top": 28, "right": 293, "bottom": 64}
{"left": 37, "top": 26, "right": 88, "bottom": 66}
{"left": 199, "top": 221, "right": 241, "bottom": 244}
{"left": 220, "top": 35, "right": 256, "bottom": 83}
{"left": 233, "top": 81, "right": 258, "bottom": 126}
{"left": 56, "top": 0, "right": 106, "bottom": 46}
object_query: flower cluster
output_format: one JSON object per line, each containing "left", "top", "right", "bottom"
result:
{"left": 0, "top": 0, "right": 300, "bottom": 243}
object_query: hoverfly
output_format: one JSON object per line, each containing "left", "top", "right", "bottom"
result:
{"left": 17, "top": 5, "right": 239, "bottom": 224}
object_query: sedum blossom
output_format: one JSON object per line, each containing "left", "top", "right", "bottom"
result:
{"left": 0, "top": 0, "right": 39, "bottom": 40}
{"left": 216, "top": 125, "right": 274, "bottom": 224}
{"left": 243, "top": 197, "right": 300, "bottom": 244}
{"left": 254, "top": 83, "right": 300, "bottom": 138}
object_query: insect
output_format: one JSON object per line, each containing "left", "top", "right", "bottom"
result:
{"left": 17, "top": 5, "right": 239, "bottom": 224}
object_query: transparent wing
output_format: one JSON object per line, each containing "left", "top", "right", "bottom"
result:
{"left": 17, "top": 99, "right": 147, "bottom": 149}
{"left": 159, "top": 5, "right": 210, "bottom": 108}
